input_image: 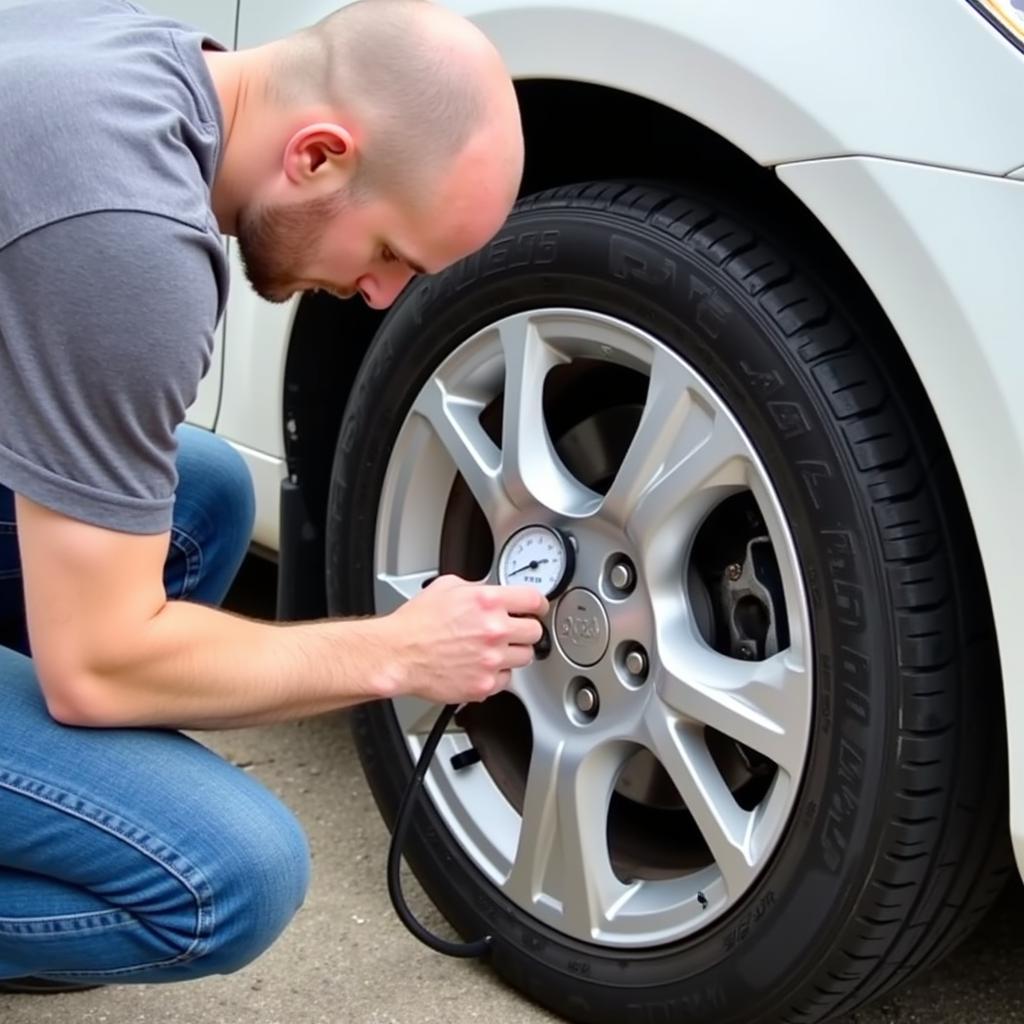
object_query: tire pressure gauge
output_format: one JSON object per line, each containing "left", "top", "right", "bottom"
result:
{"left": 497, "top": 525, "right": 575, "bottom": 598}
{"left": 390, "top": 524, "right": 574, "bottom": 960}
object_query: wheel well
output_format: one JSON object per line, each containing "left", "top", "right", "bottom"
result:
{"left": 278, "top": 79, "right": 949, "bottom": 609}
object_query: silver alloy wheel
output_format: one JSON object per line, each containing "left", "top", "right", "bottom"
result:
{"left": 373, "top": 309, "right": 813, "bottom": 947}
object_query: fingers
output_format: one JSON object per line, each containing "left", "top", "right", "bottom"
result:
{"left": 432, "top": 578, "right": 549, "bottom": 617}
{"left": 426, "top": 573, "right": 465, "bottom": 592}
{"left": 503, "top": 644, "right": 536, "bottom": 670}
{"left": 489, "top": 584, "right": 550, "bottom": 618}
{"left": 404, "top": 579, "right": 551, "bottom": 705}
{"left": 507, "top": 615, "right": 544, "bottom": 646}
{"left": 466, "top": 668, "right": 513, "bottom": 703}
{"left": 490, "top": 669, "right": 513, "bottom": 694}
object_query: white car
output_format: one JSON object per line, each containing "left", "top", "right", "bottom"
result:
{"left": 19, "top": 0, "right": 1024, "bottom": 1020}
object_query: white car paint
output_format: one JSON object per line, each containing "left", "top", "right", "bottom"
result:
{"left": 5, "top": 0, "right": 1024, "bottom": 876}
{"left": 237, "top": 0, "right": 1024, "bottom": 172}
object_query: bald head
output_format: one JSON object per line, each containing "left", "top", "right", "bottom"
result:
{"left": 207, "top": 0, "right": 524, "bottom": 308}
{"left": 271, "top": 0, "right": 521, "bottom": 200}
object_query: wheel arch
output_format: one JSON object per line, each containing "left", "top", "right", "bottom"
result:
{"left": 277, "top": 81, "right": 981, "bottom": 643}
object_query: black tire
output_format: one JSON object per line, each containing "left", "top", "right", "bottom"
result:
{"left": 327, "top": 182, "right": 1010, "bottom": 1024}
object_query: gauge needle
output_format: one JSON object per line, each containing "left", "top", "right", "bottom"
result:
{"left": 507, "top": 558, "right": 550, "bottom": 577}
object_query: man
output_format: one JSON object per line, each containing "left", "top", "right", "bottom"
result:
{"left": 0, "top": 0, "right": 545, "bottom": 991}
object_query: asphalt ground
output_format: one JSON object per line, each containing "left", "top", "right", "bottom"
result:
{"left": 2, "top": 555, "right": 1023, "bottom": 1024}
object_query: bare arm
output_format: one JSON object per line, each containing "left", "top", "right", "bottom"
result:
{"left": 16, "top": 495, "right": 546, "bottom": 730}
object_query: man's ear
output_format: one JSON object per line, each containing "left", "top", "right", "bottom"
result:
{"left": 282, "top": 123, "right": 356, "bottom": 187}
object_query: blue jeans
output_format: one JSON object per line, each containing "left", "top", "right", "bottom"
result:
{"left": 0, "top": 425, "right": 310, "bottom": 984}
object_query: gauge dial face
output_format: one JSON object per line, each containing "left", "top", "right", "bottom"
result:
{"left": 497, "top": 525, "right": 572, "bottom": 597}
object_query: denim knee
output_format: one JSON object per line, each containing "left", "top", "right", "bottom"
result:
{"left": 196, "top": 794, "right": 311, "bottom": 976}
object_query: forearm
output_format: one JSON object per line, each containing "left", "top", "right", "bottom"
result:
{"left": 63, "top": 601, "right": 400, "bottom": 730}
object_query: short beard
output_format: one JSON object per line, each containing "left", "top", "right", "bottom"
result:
{"left": 236, "top": 189, "right": 353, "bottom": 304}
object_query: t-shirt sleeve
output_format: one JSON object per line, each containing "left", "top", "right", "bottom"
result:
{"left": 0, "top": 211, "right": 227, "bottom": 534}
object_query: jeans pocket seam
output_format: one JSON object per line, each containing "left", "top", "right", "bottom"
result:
{"left": 0, "top": 770, "right": 215, "bottom": 971}
{"left": 0, "top": 910, "right": 136, "bottom": 936}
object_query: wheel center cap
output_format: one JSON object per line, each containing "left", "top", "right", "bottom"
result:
{"left": 554, "top": 588, "right": 610, "bottom": 667}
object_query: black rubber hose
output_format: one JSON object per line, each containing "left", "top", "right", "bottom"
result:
{"left": 386, "top": 702, "right": 493, "bottom": 958}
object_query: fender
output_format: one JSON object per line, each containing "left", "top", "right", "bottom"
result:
{"left": 236, "top": 0, "right": 1024, "bottom": 173}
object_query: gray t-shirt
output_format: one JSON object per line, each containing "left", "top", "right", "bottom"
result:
{"left": 0, "top": 0, "right": 229, "bottom": 534}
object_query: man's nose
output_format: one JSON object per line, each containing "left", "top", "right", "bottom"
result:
{"left": 358, "top": 267, "right": 416, "bottom": 310}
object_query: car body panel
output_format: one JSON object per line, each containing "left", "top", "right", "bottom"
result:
{"left": 211, "top": 246, "right": 294, "bottom": 550}
{"left": 238, "top": 0, "right": 1024, "bottom": 173}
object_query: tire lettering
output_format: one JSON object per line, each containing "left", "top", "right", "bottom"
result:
{"left": 822, "top": 529, "right": 855, "bottom": 566}
{"left": 609, "top": 235, "right": 677, "bottom": 288}
{"left": 535, "top": 229, "right": 559, "bottom": 264}
{"left": 839, "top": 646, "right": 871, "bottom": 723}
{"left": 797, "top": 460, "right": 832, "bottom": 511}
{"left": 833, "top": 580, "right": 865, "bottom": 631}
{"left": 767, "top": 400, "right": 811, "bottom": 438}
{"left": 802, "top": 799, "right": 819, "bottom": 826}
{"left": 804, "top": 563, "right": 824, "bottom": 609}
{"left": 819, "top": 651, "right": 833, "bottom": 735}
{"left": 687, "top": 275, "right": 731, "bottom": 339}
{"left": 626, "top": 984, "right": 726, "bottom": 1022}
{"left": 481, "top": 230, "right": 559, "bottom": 277}
{"left": 482, "top": 234, "right": 512, "bottom": 276}
{"left": 470, "top": 888, "right": 498, "bottom": 924}
{"left": 820, "top": 738, "right": 865, "bottom": 872}
{"left": 754, "top": 890, "right": 776, "bottom": 922}
{"left": 739, "top": 360, "right": 784, "bottom": 397}
{"left": 722, "top": 891, "right": 776, "bottom": 953}
{"left": 415, "top": 230, "right": 560, "bottom": 321}
{"left": 822, "top": 531, "right": 865, "bottom": 632}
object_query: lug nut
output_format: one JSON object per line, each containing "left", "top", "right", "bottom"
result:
{"left": 575, "top": 685, "right": 599, "bottom": 714}
{"left": 624, "top": 649, "right": 648, "bottom": 679}
{"left": 609, "top": 559, "right": 636, "bottom": 593}
{"left": 726, "top": 563, "right": 743, "bottom": 582}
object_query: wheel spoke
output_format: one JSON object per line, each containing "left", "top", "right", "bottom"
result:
{"left": 644, "top": 706, "right": 758, "bottom": 898}
{"left": 656, "top": 647, "right": 808, "bottom": 777}
{"left": 499, "top": 315, "right": 600, "bottom": 517}
{"left": 373, "top": 307, "right": 816, "bottom": 946}
{"left": 601, "top": 347, "right": 749, "bottom": 554}
{"left": 374, "top": 569, "right": 438, "bottom": 615}
{"left": 391, "top": 696, "right": 453, "bottom": 736}
{"left": 503, "top": 731, "right": 633, "bottom": 938}
{"left": 411, "top": 377, "right": 513, "bottom": 531}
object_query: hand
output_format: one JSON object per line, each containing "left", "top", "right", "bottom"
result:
{"left": 377, "top": 575, "right": 549, "bottom": 704}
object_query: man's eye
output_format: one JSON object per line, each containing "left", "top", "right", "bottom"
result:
{"left": 381, "top": 246, "right": 398, "bottom": 264}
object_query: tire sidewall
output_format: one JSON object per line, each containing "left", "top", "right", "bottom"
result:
{"left": 331, "top": 193, "right": 901, "bottom": 1019}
